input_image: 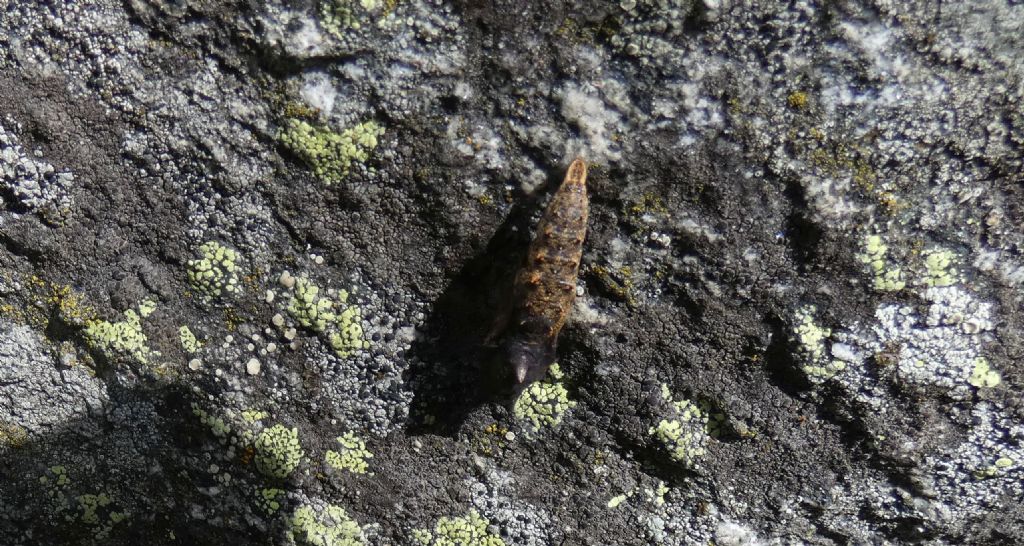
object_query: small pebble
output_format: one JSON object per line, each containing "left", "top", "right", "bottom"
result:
{"left": 188, "top": 358, "right": 202, "bottom": 371}
{"left": 272, "top": 313, "right": 285, "bottom": 327}
{"left": 279, "top": 270, "right": 296, "bottom": 289}
{"left": 246, "top": 358, "right": 261, "bottom": 375}
{"left": 265, "top": 290, "right": 275, "bottom": 303}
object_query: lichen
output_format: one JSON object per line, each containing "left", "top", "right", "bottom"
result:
{"left": 287, "top": 275, "right": 368, "bottom": 358}
{"left": 412, "top": 509, "right": 506, "bottom": 546}
{"left": 968, "top": 357, "right": 1001, "bottom": 389}
{"left": 242, "top": 409, "right": 269, "bottom": 423}
{"left": 192, "top": 404, "right": 233, "bottom": 439}
{"left": 858, "top": 234, "right": 905, "bottom": 291}
{"left": 179, "top": 325, "right": 201, "bottom": 353}
{"left": 319, "top": 0, "right": 382, "bottom": 36}
{"left": 259, "top": 488, "right": 286, "bottom": 515}
{"left": 0, "top": 420, "right": 29, "bottom": 448}
{"left": 649, "top": 384, "right": 710, "bottom": 468}
{"left": 83, "top": 300, "right": 157, "bottom": 364}
{"left": 513, "top": 363, "right": 576, "bottom": 432}
{"left": 187, "top": 241, "right": 241, "bottom": 300}
{"left": 922, "top": 248, "right": 959, "bottom": 287}
{"left": 325, "top": 432, "right": 373, "bottom": 474}
{"left": 290, "top": 503, "right": 366, "bottom": 546}
{"left": 254, "top": 424, "right": 304, "bottom": 479}
{"left": 793, "top": 305, "right": 845, "bottom": 381}
{"left": 278, "top": 118, "right": 384, "bottom": 185}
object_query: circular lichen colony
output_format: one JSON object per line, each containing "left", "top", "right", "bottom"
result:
{"left": 254, "top": 424, "right": 304, "bottom": 479}
{"left": 186, "top": 241, "right": 241, "bottom": 300}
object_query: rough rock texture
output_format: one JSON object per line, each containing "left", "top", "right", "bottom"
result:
{"left": 0, "top": 1, "right": 1022, "bottom": 544}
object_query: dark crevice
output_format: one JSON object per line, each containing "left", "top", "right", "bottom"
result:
{"left": 762, "top": 315, "right": 812, "bottom": 396}
{"left": 782, "top": 179, "right": 822, "bottom": 272}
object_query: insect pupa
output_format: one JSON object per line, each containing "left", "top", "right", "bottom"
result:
{"left": 505, "top": 157, "right": 589, "bottom": 385}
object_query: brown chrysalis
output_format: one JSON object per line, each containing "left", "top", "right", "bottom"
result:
{"left": 505, "top": 157, "right": 589, "bottom": 385}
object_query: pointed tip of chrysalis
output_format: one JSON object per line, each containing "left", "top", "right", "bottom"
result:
{"left": 514, "top": 362, "right": 528, "bottom": 383}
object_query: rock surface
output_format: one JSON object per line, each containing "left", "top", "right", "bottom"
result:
{"left": 0, "top": 1, "right": 1022, "bottom": 544}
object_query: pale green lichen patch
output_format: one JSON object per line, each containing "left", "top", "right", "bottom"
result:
{"left": 192, "top": 404, "right": 233, "bottom": 439}
{"left": 922, "top": 248, "right": 959, "bottom": 287}
{"left": 287, "top": 276, "right": 368, "bottom": 358}
{"left": 290, "top": 503, "right": 366, "bottom": 546}
{"left": 648, "top": 384, "right": 710, "bottom": 468}
{"left": 793, "top": 305, "right": 846, "bottom": 381}
{"left": 77, "top": 492, "right": 128, "bottom": 540}
{"left": 325, "top": 432, "right": 373, "bottom": 474}
{"left": 329, "top": 304, "right": 366, "bottom": 357}
{"left": 319, "top": 0, "right": 383, "bottom": 35}
{"left": 968, "top": 357, "right": 1001, "bottom": 388}
{"left": 289, "top": 276, "right": 340, "bottom": 332}
{"left": 858, "top": 234, "right": 905, "bottom": 291}
{"left": 513, "top": 363, "right": 577, "bottom": 432}
{"left": 255, "top": 424, "right": 304, "bottom": 479}
{"left": 412, "top": 509, "right": 506, "bottom": 546}
{"left": 84, "top": 300, "right": 158, "bottom": 364}
{"left": 279, "top": 118, "right": 384, "bottom": 185}
{"left": 607, "top": 493, "right": 630, "bottom": 509}
{"left": 975, "top": 454, "right": 1018, "bottom": 479}
{"left": 259, "top": 487, "right": 286, "bottom": 515}
{"left": 242, "top": 409, "right": 270, "bottom": 423}
{"left": 39, "top": 465, "right": 71, "bottom": 509}
{"left": 179, "top": 325, "right": 202, "bottom": 353}
{"left": 187, "top": 241, "right": 241, "bottom": 299}
{"left": 38, "top": 467, "right": 127, "bottom": 539}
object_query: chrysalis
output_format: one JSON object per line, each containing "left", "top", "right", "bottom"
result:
{"left": 506, "top": 158, "right": 589, "bottom": 385}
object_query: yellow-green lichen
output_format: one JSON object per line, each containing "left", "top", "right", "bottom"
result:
{"left": 192, "top": 404, "right": 233, "bottom": 438}
{"left": 39, "top": 465, "right": 71, "bottom": 509}
{"left": 787, "top": 90, "right": 809, "bottom": 109}
{"left": 259, "top": 488, "right": 286, "bottom": 515}
{"left": 794, "top": 305, "right": 845, "bottom": 381}
{"left": 329, "top": 304, "right": 366, "bottom": 357}
{"left": 187, "top": 241, "right": 241, "bottom": 299}
{"left": 648, "top": 384, "right": 710, "bottom": 468}
{"left": 243, "top": 409, "right": 269, "bottom": 423}
{"left": 319, "top": 0, "right": 382, "bottom": 35}
{"left": 288, "top": 276, "right": 368, "bottom": 358}
{"left": 975, "top": 455, "right": 1017, "bottom": 479}
{"left": 254, "top": 424, "right": 304, "bottom": 479}
{"left": 279, "top": 118, "right": 384, "bottom": 185}
{"left": 513, "top": 363, "right": 576, "bottom": 432}
{"left": 474, "top": 423, "right": 510, "bottom": 456}
{"left": 84, "top": 301, "right": 156, "bottom": 364}
{"left": 412, "top": 509, "right": 506, "bottom": 546}
{"left": 607, "top": 493, "right": 629, "bottom": 509}
{"left": 77, "top": 492, "right": 128, "bottom": 540}
{"left": 289, "top": 276, "right": 339, "bottom": 333}
{"left": 179, "top": 325, "right": 202, "bottom": 353}
{"left": 922, "top": 248, "right": 959, "bottom": 287}
{"left": 858, "top": 234, "right": 905, "bottom": 291}
{"left": 290, "top": 503, "right": 366, "bottom": 546}
{"left": 412, "top": 529, "right": 433, "bottom": 545}
{"left": 325, "top": 432, "right": 373, "bottom": 474}
{"left": 968, "top": 357, "right": 1001, "bottom": 388}
{"left": 645, "top": 481, "right": 669, "bottom": 506}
